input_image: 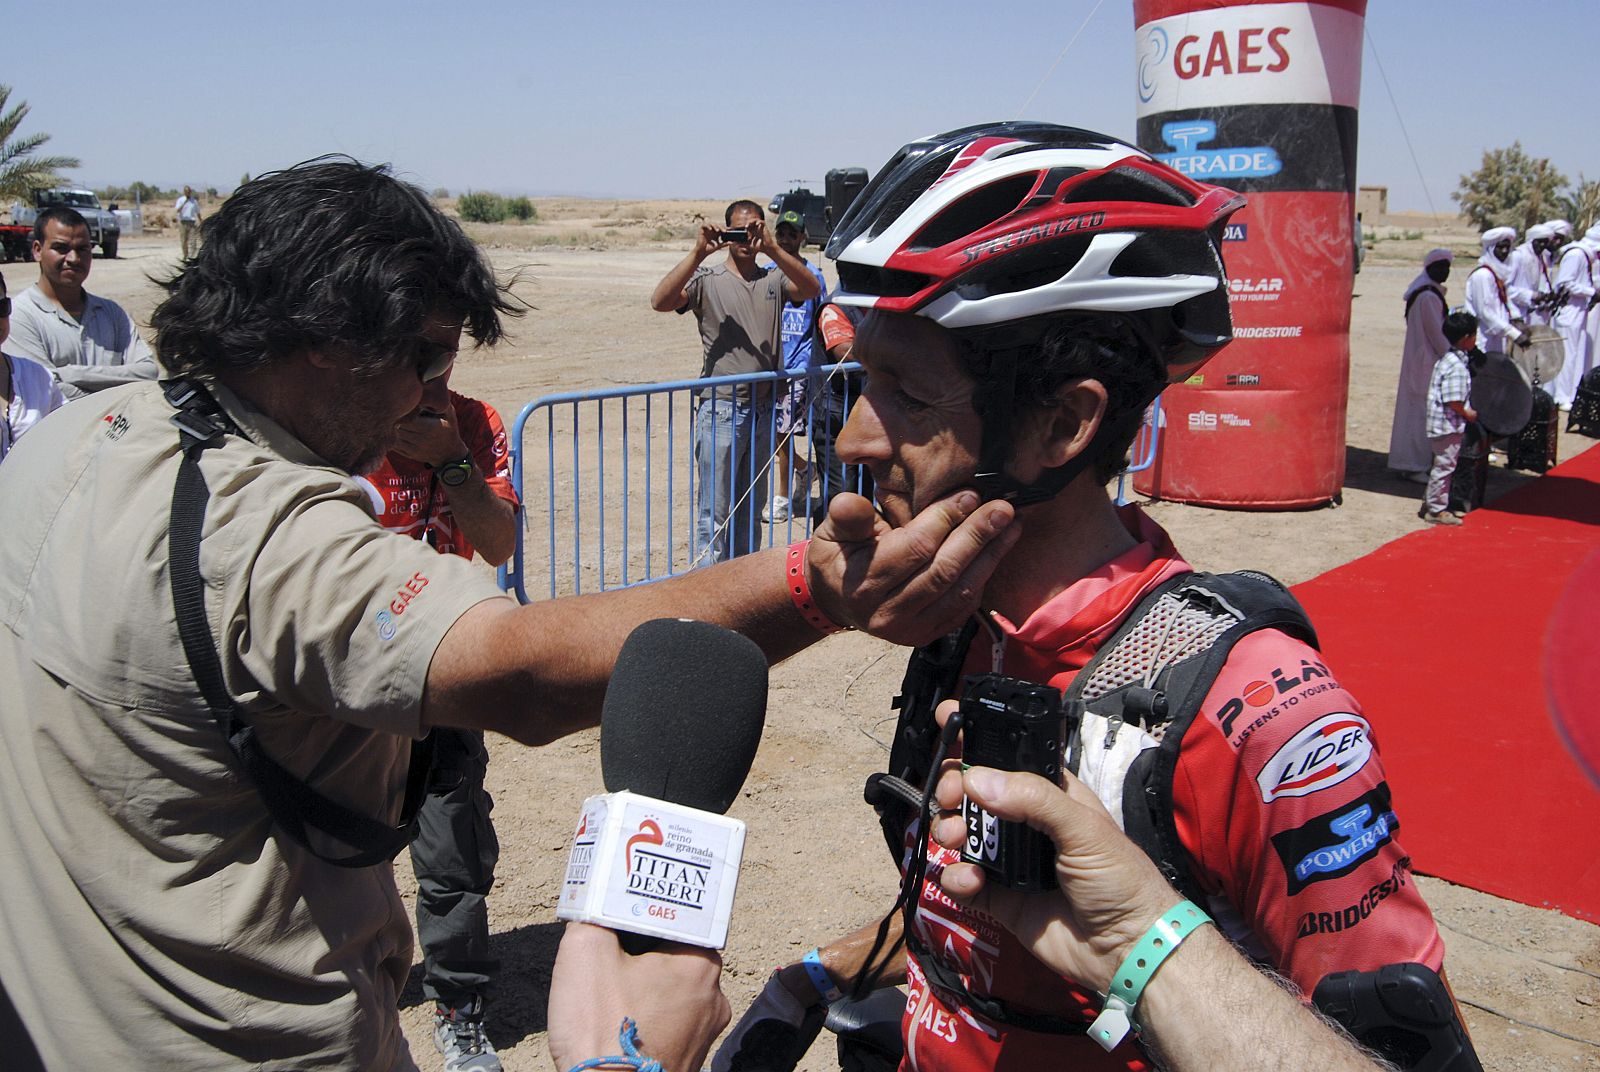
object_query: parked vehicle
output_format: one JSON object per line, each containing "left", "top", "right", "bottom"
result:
{"left": 768, "top": 169, "right": 870, "bottom": 248}
{"left": 12, "top": 188, "right": 121, "bottom": 258}
{"left": 0, "top": 223, "right": 31, "bottom": 262}
{"left": 767, "top": 186, "right": 828, "bottom": 246}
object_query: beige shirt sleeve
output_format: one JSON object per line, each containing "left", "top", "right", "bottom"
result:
{"left": 217, "top": 476, "right": 509, "bottom": 738}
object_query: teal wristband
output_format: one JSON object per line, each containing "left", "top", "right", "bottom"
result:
{"left": 1089, "top": 900, "right": 1212, "bottom": 1052}
{"left": 802, "top": 948, "right": 844, "bottom": 1006}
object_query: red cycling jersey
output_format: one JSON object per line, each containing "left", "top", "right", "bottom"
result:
{"left": 356, "top": 391, "right": 518, "bottom": 561}
{"left": 898, "top": 506, "right": 1443, "bottom": 1072}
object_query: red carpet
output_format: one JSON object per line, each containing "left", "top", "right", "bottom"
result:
{"left": 1291, "top": 444, "right": 1600, "bottom": 922}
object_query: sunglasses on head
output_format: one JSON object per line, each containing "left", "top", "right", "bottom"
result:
{"left": 414, "top": 340, "right": 457, "bottom": 383}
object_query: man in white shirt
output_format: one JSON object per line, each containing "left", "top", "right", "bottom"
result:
{"left": 175, "top": 185, "right": 203, "bottom": 259}
{"left": 6, "top": 207, "right": 159, "bottom": 399}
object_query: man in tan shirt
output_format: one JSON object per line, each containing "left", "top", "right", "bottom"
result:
{"left": 0, "top": 160, "right": 1017, "bottom": 1070}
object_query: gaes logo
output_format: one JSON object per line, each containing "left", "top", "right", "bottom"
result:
{"left": 1173, "top": 27, "right": 1291, "bottom": 80}
{"left": 1138, "top": 25, "right": 1169, "bottom": 104}
{"left": 1256, "top": 713, "right": 1372, "bottom": 802}
{"left": 374, "top": 609, "right": 397, "bottom": 642}
{"left": 1157, "top": 121, "right": 1281, "bottom": 181}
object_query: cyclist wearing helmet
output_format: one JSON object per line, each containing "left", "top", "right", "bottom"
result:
{"left": 715, "top": 123, "right": 1477, "bottom": 1072}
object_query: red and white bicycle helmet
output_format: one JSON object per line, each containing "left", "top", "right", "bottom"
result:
{"left": 824, "top": 121, "right": 1246, "bottom": 502}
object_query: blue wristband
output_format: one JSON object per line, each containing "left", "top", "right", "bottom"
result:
{"left": 563, "top": 1016, "right": 663, "bottom": 1072}
{"left": 1089, "top": 901, "right": 1212, "bottom": 1052}
{"left": 802, "top": 948, "right": 844, "bottom": 1006}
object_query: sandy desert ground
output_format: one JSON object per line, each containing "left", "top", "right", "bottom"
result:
{"left": 5, "top": 203, "right": 1595, "bottom": 1071}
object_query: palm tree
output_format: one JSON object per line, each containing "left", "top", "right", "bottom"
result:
{"left": 0, "top": 85, "right": 80, "bottom": 204}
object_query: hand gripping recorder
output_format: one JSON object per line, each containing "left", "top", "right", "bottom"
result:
{"left": 958, "top": 674, "right": 1068, "bottom": 892}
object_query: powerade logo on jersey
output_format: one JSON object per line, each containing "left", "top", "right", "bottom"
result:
{"left": 1273, "top": 785, "right": 1400, "bottom": 896}
{"left": 1156, "top": 121, "right": 1282, "bottom": 181}
{"left": 1296, "top": 858, "right": 1411, "bottom": 937}
{"left": 1256, "top": 712, "right": 1371, "bottom": 802}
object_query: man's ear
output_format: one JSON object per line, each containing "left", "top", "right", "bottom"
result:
{"left": 303, "top": 348, "right": 343, "bottom": 372}
{"left": 1036, "top": 378, "right": 1110, "bottom": 469}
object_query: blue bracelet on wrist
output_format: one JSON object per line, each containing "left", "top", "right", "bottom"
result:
{"left": 802, "top": 947, "right": 844, "bottom": 1006}
{"left": 564, "top": 1016, "right": 664, "bottom": 1072}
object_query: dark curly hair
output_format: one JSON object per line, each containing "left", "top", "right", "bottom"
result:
{"left": 151, "top": 157, "right": 522, "bottom": 379}
{"left": 955, "top": 313, "right": 1166, "bottom": 485}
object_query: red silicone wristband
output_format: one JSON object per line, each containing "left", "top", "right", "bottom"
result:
{"left": 786, "top": 540, "right": 845, "bottom": 635}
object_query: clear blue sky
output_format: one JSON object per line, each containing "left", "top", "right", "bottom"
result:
{"left": 11, "top": 0, "right": 1597, "bottom": 214}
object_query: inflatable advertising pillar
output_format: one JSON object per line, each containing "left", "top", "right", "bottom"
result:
{"left": 1131, "top": 0, "right": 1366, "bottom": 508}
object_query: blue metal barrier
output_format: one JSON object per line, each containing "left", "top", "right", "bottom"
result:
{"left": 499, "top": 364, "right": 864, "bottom": 602}
{"left": 498, "top": 369, "right": 1164, "bottom": 602}
{"left": 1115, "top": 395, "right": 1164, "bottom": 507}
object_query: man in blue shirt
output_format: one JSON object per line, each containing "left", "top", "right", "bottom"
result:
{"left": 765, "top": 210, "right": 829, "bottom": 522}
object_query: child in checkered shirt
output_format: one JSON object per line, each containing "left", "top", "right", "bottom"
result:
{"left": 1421, "top": 311, "right": 1480, "bottom": 525}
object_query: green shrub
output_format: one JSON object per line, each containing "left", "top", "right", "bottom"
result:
{"left": 506, "top": 196, "right": 536, "bottom": 221}
{"left": 457, "top": 190, "right": 509, "bottom": 223}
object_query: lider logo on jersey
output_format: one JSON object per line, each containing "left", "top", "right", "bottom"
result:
{"left": 1256, "top": 712, "right": 1372, "bottom": 802}
{"left": 1157, "top": 121, "right": 1282, "bottom": 181}
{"left": 1272, "top": 784, "right": 1400, "bottom": 896}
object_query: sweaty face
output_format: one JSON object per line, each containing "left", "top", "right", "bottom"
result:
{"left": 35, "top": 221, "right": 93, "bottom": 289}
{"left": 309, "top": 313, "right": 464, "bottom": 475}
{"left": 836, "top": 312, "right": 984, "bottom": 527}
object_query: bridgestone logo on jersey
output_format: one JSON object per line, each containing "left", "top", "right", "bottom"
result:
{"left": 1256, "top": 713, "right": 1371, "bottom": 802}
{"left": 1296, "top": 858, "right": 1410, "bottom": 937}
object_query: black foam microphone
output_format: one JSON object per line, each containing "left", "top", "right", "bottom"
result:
{"left": 600, "top": 618, "right": 769, "bottom": 813}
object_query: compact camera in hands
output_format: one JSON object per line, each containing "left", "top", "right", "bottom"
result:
{"left": 718, "top": 228, "right": 749, "bottom": 244}
{"left": 958, "top": 674, "right": 1067, "bottom": 891}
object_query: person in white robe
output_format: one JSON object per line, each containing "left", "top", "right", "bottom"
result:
{"left": 1508, "top": 224, "right": 1556, "bottom": 326}
{"left": 1548, "top": 224, "right": 1600, "bottom": 410}
{"left": 1464, "top": 226, "right": 1527, "bottom": 354}
{"left": 1388, "top": 248, "right": 1454, "bottom": 480}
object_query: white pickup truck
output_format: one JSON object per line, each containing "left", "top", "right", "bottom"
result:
{"left": 12, "top": 187, "right": 121, "bottom": 258}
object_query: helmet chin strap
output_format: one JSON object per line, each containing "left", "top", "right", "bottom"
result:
{"left": 970, "top": 348, "right": 1146, "bottom": 506}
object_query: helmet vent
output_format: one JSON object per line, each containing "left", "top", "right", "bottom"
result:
{"left": 955, "top": 237, "right": 1093, "bottom": 298}
{"left": 909, "top": 175, "right": 1037, "bottom": 253}
{"left": 867, "top": 150, "right": 969, "bottom": 240}
{"left": 1067, "top": 165, "right": 1194, "bottom": 208}
{"left": 837, "top": 262, "right": 932, "bottom": 298}
{"left": 1108, "top": 231, "right": 1221, "bottom": 280}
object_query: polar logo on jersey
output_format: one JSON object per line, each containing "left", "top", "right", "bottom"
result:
{"left": 1272, "top": 784, "right": 1399, "bottom": 896}
{"left": 1256, "top": 712, "right": 1371, "bottom": 802}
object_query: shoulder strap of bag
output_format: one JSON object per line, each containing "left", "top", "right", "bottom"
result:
{"left": 163, "top": 377, "right": 432, "bottom": 868}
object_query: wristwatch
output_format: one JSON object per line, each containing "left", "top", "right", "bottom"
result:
{"left": 433, "top": 455, "right": 474, "bottom": 488}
